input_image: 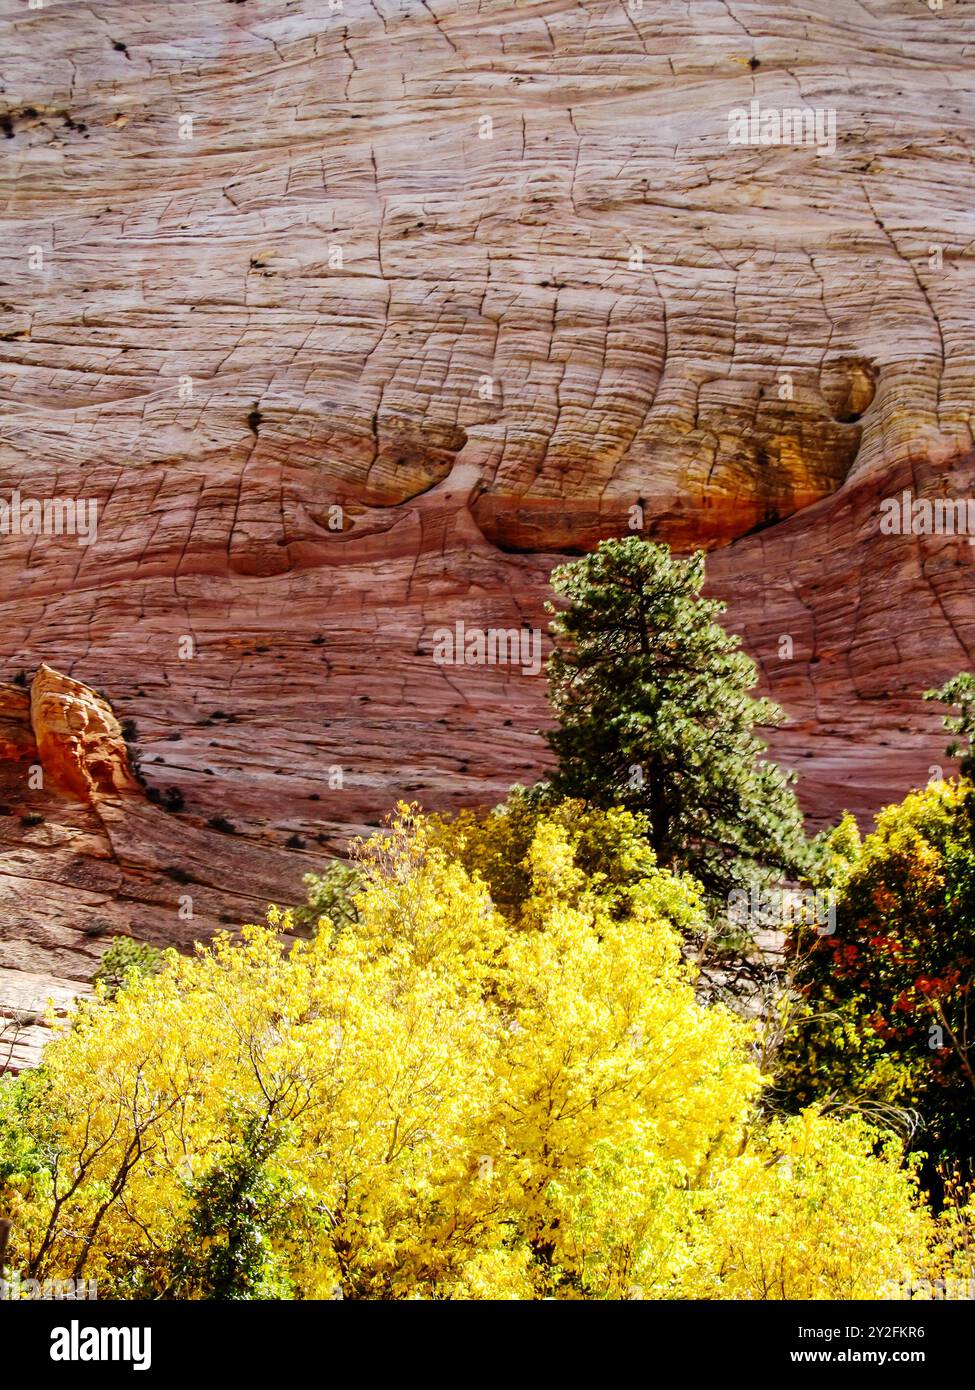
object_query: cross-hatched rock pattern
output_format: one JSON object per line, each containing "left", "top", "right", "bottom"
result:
{"left": 0, "top": 0, "right": 973, "bottom": 1061}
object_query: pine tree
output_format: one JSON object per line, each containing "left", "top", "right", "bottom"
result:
{"left": 544, "top": 537, "right": 809, "bottom": 902}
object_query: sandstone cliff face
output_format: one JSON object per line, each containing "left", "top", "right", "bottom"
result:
{"left": 0, "top": 0, "right": 973, "bottom": 1062}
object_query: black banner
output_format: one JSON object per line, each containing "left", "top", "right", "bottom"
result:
{"left": 2, "top": 1300, "right": 969, "bottom": 1378}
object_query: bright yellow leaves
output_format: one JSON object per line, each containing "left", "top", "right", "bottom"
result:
{"left": 684, "top": 1111, "right": 934, "bottom": 1301}
{"left": 0, "top": 803, "right": 944, "bottom": 1299}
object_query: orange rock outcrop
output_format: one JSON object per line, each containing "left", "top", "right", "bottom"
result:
{"left": 29, "top": 665, "right": 141, "bottom": 802}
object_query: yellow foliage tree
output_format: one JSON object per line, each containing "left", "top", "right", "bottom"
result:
{"left": 0, "top": 805, "right": 941, "bottom": 1299}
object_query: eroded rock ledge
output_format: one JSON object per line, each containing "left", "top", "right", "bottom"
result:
{"left": 30, "top": 664, "right": 140, "bottom": 803}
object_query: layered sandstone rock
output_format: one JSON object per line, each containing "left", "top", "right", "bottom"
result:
{"left": 0, "top": 0, "right": 973, "bottom": 1062}
{"left": 30, "top": 664, "right": 141, "bottom": 801}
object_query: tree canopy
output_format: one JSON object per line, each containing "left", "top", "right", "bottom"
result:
{"left": 544, "top": 537, "right": 809, "bottom": 903}
{"left": 0, "top": 805, "right": 947, "bottom": 1300}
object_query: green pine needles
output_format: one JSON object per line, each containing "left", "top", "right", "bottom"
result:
{"left": 544, "top": 536, "right": 810, "bottom": 903}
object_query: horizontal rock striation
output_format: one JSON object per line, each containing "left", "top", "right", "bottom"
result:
{"left": 0, "top": 0, "right": 973, "bottom": 1061}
